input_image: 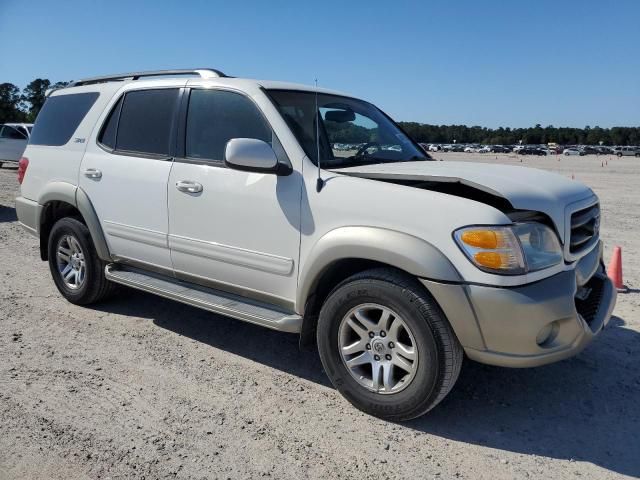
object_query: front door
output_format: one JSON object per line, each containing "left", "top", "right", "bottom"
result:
{"left": 167, "top": 88, "right": 301, "bottom": 307}
{"left": 80, "top": 88, "right": 181, "bottom": 270}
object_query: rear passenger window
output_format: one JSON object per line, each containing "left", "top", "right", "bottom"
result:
{"left": 115, "top": 89, "right": 179, "bottom": 156}
{"left": 30, "top": 92, "right": 99, "bottom": 146}
{"left": 185, "top": 89, "right": 271, "bottom": 161}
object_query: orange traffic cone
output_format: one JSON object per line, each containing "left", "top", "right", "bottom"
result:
{"left": 607, "top": 246, "right": 627, "bottom": 292}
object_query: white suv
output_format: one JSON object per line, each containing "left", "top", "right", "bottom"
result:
{"left": 15, "top": 69, "right": 616, "bottom": 420}
{"left": 612, "top": 146, "right": 639, "bottom": 157}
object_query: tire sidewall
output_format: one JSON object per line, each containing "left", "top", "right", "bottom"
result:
{"left": 318, "top": 279, "right": 441, "bottom": 419}
{"left": 48, "top": 218, "right": 100, "bottom": 304}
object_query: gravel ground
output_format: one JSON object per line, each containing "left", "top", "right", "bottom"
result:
{"left": 1, "top": 154, "right": 639, "bottom": 480}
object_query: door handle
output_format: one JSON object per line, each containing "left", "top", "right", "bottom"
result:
{"left": 84, "top": 168, "right": 102, "bottom": 179}
{"left": 175, "top": 180, "right": 203, "bottom": 194}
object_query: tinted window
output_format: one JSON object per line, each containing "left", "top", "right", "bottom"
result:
{"left": 1, "top": 126, "right": 27, "bottom": 140}
{"left": 186, "top": 89, "right": 271, "bottom": 161}
{"left": 30, "top": 92, "right": 99, "bottom": 146}
{"left": 116, "top": 89, "right": 178, "bottom": 156}
{"left": 98, "top": 96, "right": 123, "bottom": 150}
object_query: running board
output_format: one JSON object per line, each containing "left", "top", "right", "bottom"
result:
{"left": 105, "top": 264, "right": 302, "bottom": 333}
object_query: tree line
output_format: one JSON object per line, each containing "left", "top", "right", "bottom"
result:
{"left": 1, "top": 78, "right": 638, "bottom": 146}
{"left": 399, "top": 122, "right": 640, "bottom": 146}
{"left": 0, "top": 79, "right": 70, "bottom": 123}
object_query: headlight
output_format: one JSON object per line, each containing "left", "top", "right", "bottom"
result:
{"left": 454, "top": 223, "right": 563, "bottom": 275}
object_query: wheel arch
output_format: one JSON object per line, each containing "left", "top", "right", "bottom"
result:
{"left": 37, "top": 183, "right": 111, "bottom": 262}
{"left": 297, "top": 227, "right": 462, "bottom": 347}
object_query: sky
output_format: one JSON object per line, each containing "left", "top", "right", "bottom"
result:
{"left": 2, "top": 0, "right": 639, "bottom": 128}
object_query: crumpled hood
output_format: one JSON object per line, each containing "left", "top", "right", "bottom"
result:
{"left": 333, "top": 161, "right": 596, "bottom": 242}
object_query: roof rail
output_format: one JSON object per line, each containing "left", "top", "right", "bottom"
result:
{"left": 68, "top": 68, "right": 227, "bottom": 87}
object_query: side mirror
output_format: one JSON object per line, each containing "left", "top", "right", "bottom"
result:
{"left": 224, "top": 138, "right": 280, "bottom": 174}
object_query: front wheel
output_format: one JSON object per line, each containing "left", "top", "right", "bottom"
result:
{"left": 317, "top": 268, "right": 463, "bottom": 421}
{"left": 48, "top": 217, "right": 116, "bottom": 305}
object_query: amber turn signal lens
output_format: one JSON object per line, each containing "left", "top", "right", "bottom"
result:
{"left": 474, "top": 251, "right": 507, "bottom": 269}
{"left": 460, "top": 230, "right": 499, "bottom": 249}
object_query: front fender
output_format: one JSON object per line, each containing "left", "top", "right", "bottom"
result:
{"left": 297, "top": 226, "right": 462, "bottom": 312}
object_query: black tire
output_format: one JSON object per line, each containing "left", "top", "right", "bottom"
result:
{"left": 617, "top": 153, "right": 622, "bottom": 157}
{"left": 317, "top": 268, "right": 463, "bottom": 421}
{"left": 47, "top": 217, "right": 116, "bottom": 305}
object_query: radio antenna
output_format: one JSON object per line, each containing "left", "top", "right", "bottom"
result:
{"left": 315, "top": 78, "right": 324, "bottom": 192}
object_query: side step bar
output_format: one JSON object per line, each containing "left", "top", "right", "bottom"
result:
{"left": 105, "top": 264, "right": 302, "bottom": 333}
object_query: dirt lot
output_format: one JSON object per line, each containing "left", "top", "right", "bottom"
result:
{"left": 1, "top": 154, "right": 639, "bottom": 480}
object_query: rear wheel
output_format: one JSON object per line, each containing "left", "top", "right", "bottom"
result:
{"left": 48, "top": 217, "right": 116, "bottom": 305}
{"left": 317, "top": 268, "right": 463, "bottom": 421}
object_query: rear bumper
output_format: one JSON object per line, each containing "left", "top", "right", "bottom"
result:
{"left": 15, "top": 195, "right": 40, "bottom": 237}
{"left": 421, "top": 242, "right": 617, "bottom": 368}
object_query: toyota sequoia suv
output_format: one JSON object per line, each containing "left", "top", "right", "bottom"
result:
{"left": 15, "top": 69, "right": 616, "bottom": 420}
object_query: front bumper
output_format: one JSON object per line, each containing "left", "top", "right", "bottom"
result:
{"left": 421, "top": 241, "right": 617, "bottom": 368}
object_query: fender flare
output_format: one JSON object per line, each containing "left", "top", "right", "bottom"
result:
{"left": 296, "top": 226, "right": 462, "bottom": 313}
{"left": 37, "top": 182, "right": 111, "bottom": 261}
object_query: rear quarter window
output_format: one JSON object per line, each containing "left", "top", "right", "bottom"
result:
{"left": 29, "top": 92, "right": 99, "bottom": 146}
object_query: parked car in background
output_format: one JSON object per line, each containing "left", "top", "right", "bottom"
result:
{"left": 596, "top": 146, "right": 613, "bottom": 155}
{"left": 0, "top": 123, "right": 33, "bottom": 167}
{"left": 581, "top": 146, "right": 601, "bottom": 155}
{"left": 477, "top": 146, "right": 491, "bottom": 153}
{"left": 518, "top": 147, "right": 546, "bottom": 156}
{"left": 612, "top": 146, "right": 639, "bottom": 157}
{"left": 428, "top": 144, "right": 441, "bottom": 152}
{"left": 490, "top": 145, "right": 511, "bottom": 153}
{"left": 563, "top": 148, "right": 582, "bottom": 156}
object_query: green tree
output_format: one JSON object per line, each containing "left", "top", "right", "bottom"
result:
{"left": 21, "top": 78, "right": 51, "bottom": 121}
{"left": 0, "top": 83, "right": 25, "bottom": 123}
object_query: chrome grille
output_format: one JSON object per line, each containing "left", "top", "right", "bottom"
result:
{"left": 570, "top": 203, "right": 600, "bottom": 254}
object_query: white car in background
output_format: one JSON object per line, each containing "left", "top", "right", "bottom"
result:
{"left": 563, "top": 148, "right": 581, "bottom": 156}
{"left": 477, "top": 146, "right": 491, "bottom": 153}
{"left": 612, "top": 146, "right": 639, "bottom": 157}
{"left": 0, "top": 123, "right": 33, "bottom": 167}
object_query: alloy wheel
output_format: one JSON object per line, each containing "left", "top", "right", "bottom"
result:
{"left": 56, "top": 234, "right": 86, "bottom": 290}
{"left": 338, "top": 303, "right": 419, "bottom": 394}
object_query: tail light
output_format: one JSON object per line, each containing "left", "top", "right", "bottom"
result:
{"left": 17, "top": 157, "right": 29, "bottom": 184}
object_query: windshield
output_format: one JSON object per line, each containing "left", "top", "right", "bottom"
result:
{"left": 267, "top": 90, "right": 431, "bottom": 168}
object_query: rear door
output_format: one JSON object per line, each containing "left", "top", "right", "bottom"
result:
{"left": 79, "top": 87, "right": 181, "bottom": 270}
{"left": 0, "top": 125, "right": 29, "bottom": 162}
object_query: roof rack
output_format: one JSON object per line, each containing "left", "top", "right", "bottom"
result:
{"left": 68, "top": 68, "right": 227, "bottom": 87}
